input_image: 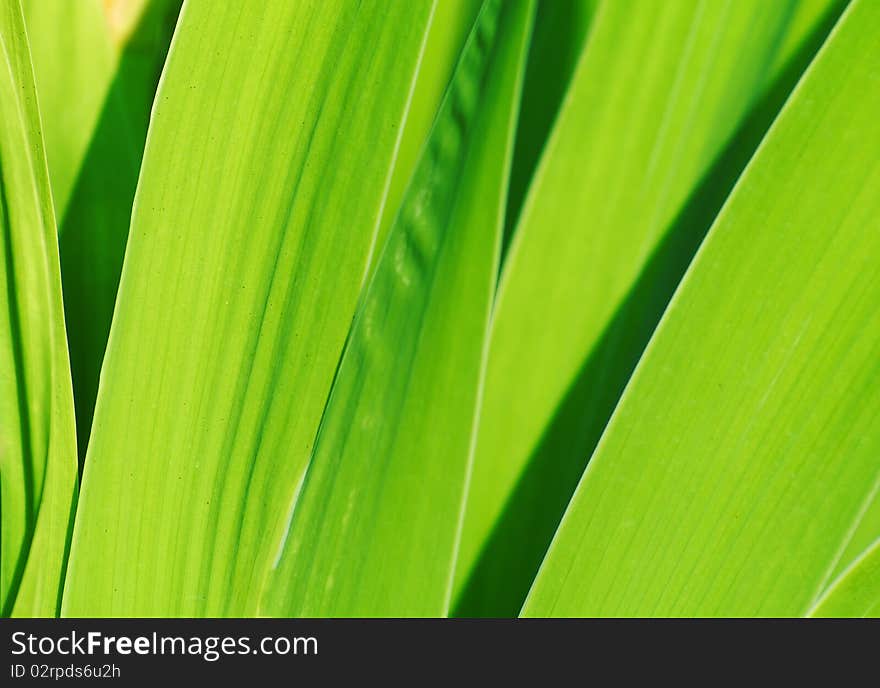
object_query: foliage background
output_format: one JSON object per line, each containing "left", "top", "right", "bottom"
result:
{"left": 0, "top": 0, "right": 877, "bottom": 617}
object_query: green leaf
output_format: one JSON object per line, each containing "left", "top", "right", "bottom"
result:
{"left": 25, "top": 0, "right": 181, "bottom": 462}
{"left": 454, "top": 0, "right": 846, "bottom": 616}
{"left": 373, "top": 0, "right": 481, "bottom": 259}
{"left": 808, "top": 540, "right": 880, "bottom": 617}
{"left": 62, "top": 0, "right": 447, "bottom": 617}
{"left": 59, "top": 0, "right": 180, "bottom": 461}
{"left": 503, "top": 0, "right": 597, "bottom": 250}
{"left": 820, "top": 494, "right": 880, "bottom": 595}
{"left": 0, "top": 0, "right": 77, "bottom": 616}
{"left": 522, "top": 0, "right": 880, "bottom": 616}
{"left": 20, "top": 0, "right": 115, "bottom": 221}
{"left": 261, "top": 0, "right": 534, "bottom": 617}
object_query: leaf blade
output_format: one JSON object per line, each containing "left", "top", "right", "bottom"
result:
{"left": 522, "top": 0, "right": 880, "bottom": 616}
{"left": 455, "top": 0, "right": 846, "bottom": 616}
{"left": 24, "top": 0, "right": 181, "bottom": 461}
{"left": 262, "top": 0, "right": 535, "bottom": 617}
{"left": 63, "top": 0, "right": 440, "bottom": 616}
{"left": 0, "top": 0, "right": 77, "bottom": 617}
{"left": 20, "top": 0, "right": 114, "bottom": 220}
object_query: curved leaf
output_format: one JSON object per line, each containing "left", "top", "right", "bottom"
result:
{"left": 63, "top": 0, "right": 439, "bottom": 616}
{"left": 0, "top": 0, "right": 77, "bottom": 617}
{"left": 522, "top": 0, "right": 880, "bottom": 616}
{"left": 455, "top": 0, "right": 846, "bottom": 616}
{"left": 503, "top": 0, "right": 597, "bottom": 250}
{"left": 373, "top": 0, "right": 482, "bottom": 260}
{"left": 24, "top": 0, "right": 181, "bottom": 461}
{"left": 262, "top": 0, "right": 535, "bottom": 617}
{"left": 20, "top": 0, "right": 114, "bottom": 220}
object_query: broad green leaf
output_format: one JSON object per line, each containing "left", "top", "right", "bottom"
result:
{"left": 522, "top": 0, "right": 880, "bottom": 616}
{"left": 63, "top": 0, "right": 443, "bottom": 617}
{"left": 20, "top": 0, "right": 114, "bottom": 220}
{"left": 25, "top": 0, "right": 181, "bottom": 462}
{"left": 61, "top": 1, "right": 180, "bottom": 461}
{"left": 262, "top": 0, "right": 534, "bottom": 617}
{"left": 23, "top": 0, "right": 179, "bottom": 223}
{"left": 503, "top": 0, "right": 596, "bottom": 249}
{"left": 373, "top": 0, "right": 481, "bottom": 259}
{"left": 454, "top": 0, "right": 846, "bottom": 616}
{"left": 0, "top": 0, "right": 77, "bottom": 616}
{"left": 809, "top": 540, "right": 880, "bottom": 617}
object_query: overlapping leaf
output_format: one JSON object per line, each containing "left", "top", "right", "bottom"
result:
{"left": 24, "top": 0, "right": 181, "bottom": 460}
{"left": 262, "top": 0, "right": 534, "bottom": 616}
{"left": 20, "top": 0, "right": 114, "bottom": 220}
{"left": 809, "top": 540, "right": 880, "bottom": 617}
{"left": 0, "top": 0, "right": 77, "bottom": 616}
{"left": 0, "top": 0, "right": 874, "bottom": 620}
{"left": 522, "top": 0, "right": 880, "bottom": 616}
{"left": 455, "top": 0, "right": 847, "bottom": 616}
{"left": 373, "top": 0, "right": 481, "bottom": 259}
{"left": 503, "top": 0, "right": 596, "bottom": 248}
{"left": 63, "top": 0, "right": 442, "bottom": 616}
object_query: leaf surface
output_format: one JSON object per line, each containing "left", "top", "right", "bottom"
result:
{"left": 373, "top": 0, "right": 482, "bottom": 259}
{"left": 262, "top": 0, "right": 534, "bottom": 616}
{"left": 522, "top": 0, "right": 880, "bottom": 616}
{"left": 63, "top": 0, "right": 439, "bottom": 616}
{"left": 24, "top": 0, "right": 181, "bottom": 460}
{"left": 0, "top": 0, "right": 77, "bottom": 617}
{"left": 455, "top": 0, "right": 846, "bottom": 616}
{"left": 20, "top": 0, "right": 114, "bottom": 220}
{"left": 502, "top": 0, "right": 596, "bottom": 249}
{"left": 809, "top": 540, "right": 880, "bottom": 617}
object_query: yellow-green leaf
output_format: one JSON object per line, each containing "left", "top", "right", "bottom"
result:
{"left": 262, "top": 0, "right": 535, "bottom": 616}
{"left": 522, "top": 0, "right": 880, "bottom": 616}
{"left": 24, "top": 0, "right": 181, "bottom": 460}
{"left": 455, "top": 0, "right": 846, "bottom": 616}
{"left": 0, "top": 0, "right": 77, "bottom": 617}
{"left": 63, "top": 0, "right": 440, "bottom": 616}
